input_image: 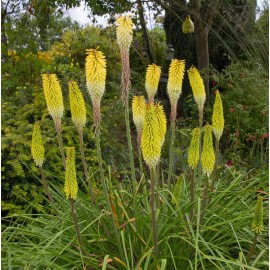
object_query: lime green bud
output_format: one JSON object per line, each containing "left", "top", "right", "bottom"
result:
{"left": 132, "top": 96, "right": 146, "bottom": 134}
{"left": 64, "top": 147, "right": 78, "bottom": 200}
{"left": 182, "top": 15, "right": 194, "bottom": 34}
{"left": 41, "top": 73, "right": 64, "bottom": 120}
{"left": 31, "top": 123, "right": 45, "bottom": 167}
{"left": 141, "top": 103, "right": 162, "bottom": 168}
{"left": 252, "top": 196, "right": 264, "bottom": 234}
{"left": 167, "top": 59, "right": 185, "bottom": 106}
{"left": 188, "top": 128, "right": 201, "bottom": 169}
{"left": 171, "top": 174, "right": 183, "bottom": 205}
{"left": 187, "top": 66, "right": 206, "bottom": 113}
{"left": 145, "top": 64, "right": 161, "bottom": 102}
{"left": 68, "top": 81, "right": 86, "bottom": 130}
{"left": 212, "top": 90, "right": 224, "bottom": 141}
{"left": 116, "top": 15, "right": 134, "bottom": 51}
{"left": 201, "top": 124, "right": 215, "bottom": 176}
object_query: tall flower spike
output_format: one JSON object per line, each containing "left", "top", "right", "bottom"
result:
{"left": 167, "top": 59, "right": 185, "bottom": 120}
{"left": 188, "top": 128, "right": 201, "bottom": 169}
{"left": 212, "top": 90, "right": 224, "bottom": 141}
{"left": 68, "top": 81, "right": 86, "bottom": 131}
{"left": 116, "top": 15, "right": 134, "bottom": 52}
{"left": 41, "top": 73, "right": 64, "bottom": 121}
{"left": 31, "top": 123, "right": 45, "bottom": 167}
{"left": 154, "top": 102, "right": 167, "bottom": 146}
{"left": 85, "top": 48, "right": 107, "bottom": 132}
{"left": 145, "top": 64, "right": 161, "bottom": 102}
{"left": 141, "top": 103, "right": 162, "bottom": 168}
{"left": 201, "top": 124, "right": 215, "bottom": 176}
{"left": 64, "top": 147, "right": 78, "bottom": 200}
{"left": 132, "top": 96, "right": 146, "bottom": 139}
{"left": 187, "top": 66, "right": 206, "bottom": 115}
{"left": 171, "top": 174, "right": 184, "bottom": 205}
{"left": 252, "top": 196, "right": 264, "bottom": 234}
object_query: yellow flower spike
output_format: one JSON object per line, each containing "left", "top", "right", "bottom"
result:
{"left": 252, "top": 196, "right": 264, "bottom": 234}
{"left": 68, "top": 81, "right": 86, "bottom": 130}
{"left": 132, "top": 96, "right": 146, "bottom": 135}
{"left": 212, "top": 90, "right": 224, "bottom": 141}
{"left": 182, "top": 15, "right": 194, "bottom": 34}
{"left": 31, "top": 123, "right": 45, "bottom": 167}
{"left": 141, "top": 103, "right": 162, "bottom": 168}
{"left": 188, "top": 128, "right": 201, "bottom": 169}
{"left": 145, "top": 64, "right": 161, "bottom": 102}
{"left": 171, "top": 174, "right": 184, "bottom": 205}
{"left": 85, "top": 48, "right": 107, "bottom": 131}
{"left": 116, "top": 15, "right": 134, "bottom": 52}
{"left": 201, "top": 124, "right": 215, "bottom": 176}
{"left": 187, "top": 66, "right": 206, "bottom": 114}
{"left": 64, "top": 147, "right": 78, "bottom": 200}
{"left": 167, "top": 59, "right": 185, "bottom": 119}
{"left": 154, "top": 102, "right": 167, "bottom": 146}
{"left": 41, "top": 73, "right": 64, "bottom": 121}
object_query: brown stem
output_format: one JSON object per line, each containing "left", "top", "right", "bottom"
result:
{"left": 120, "top": 49, "right": 131, "bottom": 106}
{"left": 54, "top": 118, "right": 66, "bottom": 169}
{"left": 77, "top": 128, "right": 94, "bottom": 201}
{"left": 246, "top": 233, "right": 259, "bottom": 264}
{"left": 70, "top": 199, "right": 88, "bottom": 257}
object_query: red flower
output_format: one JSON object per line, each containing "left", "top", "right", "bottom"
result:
{"left": 226, "top": 160, "right": 233, "bottom": 166}
{"left": 264, "top": 133, "right": 269, "bottom": 139}
{"left": 229, "top": 108, "right": 235, "bottom": 113}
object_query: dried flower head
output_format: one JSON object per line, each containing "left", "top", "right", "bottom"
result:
{"left": 212, "top": 90, "right": 224, "bottom": 141}
{"left": 145, "top": 64, "right": 161, "bottom": 102}
{"left": 68, "top": 81, "right": 86, "bottom": 130}
{"left": 41, "top": 73, "right": 64, "bottom": 120}
{"left": 187, "top": 66, "right": 206, "bottom": 113}
{"left": 201, "top": 124, "right": 215, "bottom": 176}
{"left": 31, "top": 123, "right": 45, "bottom": 167}
{"left": 251, "top": 196, "right": 264, "bottom": 234}
{"left": 64, "top": 147, "right": 78, "bottom": 200}
{"left": 188, "top": 128, "right": 201, "bottom": 169}
{"left": 116, "top": 15, "right": 134, "bottom": 52}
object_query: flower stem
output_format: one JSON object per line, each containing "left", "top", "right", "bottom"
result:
{"left": 197, "top": 109, "right": 203, "bottom": 190}
{"left": 95, "top": 131, "right": 124, "bottom": 259}
{"left": 150, "top": 167, "right": 158, "bottom": 259}
{"left": 210, "top": 137, "right": 219, "bottom": 192}
{"left": 246, "top": 233, "right": 259, "bottom": 264}
{"left": 54, "top": 118, "right": 66, "bottom": 169}
{"left": 168, "top": 119, "right": 176, "bottom": 189}
{"left": 77, "top": 128, "right": 94, "bottom": 201}
{"left": 70, "top": 198, "right": 88, "bottom": 257}
{"left": 39, "top": 167, "right": 54, "bottom": 206}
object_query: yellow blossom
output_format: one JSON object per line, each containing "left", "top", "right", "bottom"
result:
{"left": 64, "top": 147, "right": 78, "bottom": 200}
{"left": 68, "top": 81, "right": 86, "bottom": 130}
{"left": 116, "top": 15, "right": 134, "bottom": 51}
{"left": 41, "top": 73, "right": 64, "bottom": 120}
{"left": 132, "top": 96, "right": 146, "bottom": 134}
{"left": 145, "top": 64, "right": 161, "bottom": 102}
{"left": 188, "top": 128, "right": 201, "bottom": 169}
{"left": 154, "top": 102, "right": 167, "bottom": 145}
{"left": 31, "top": 123, "right": 45, "bottom": 167}
{"left": 252, "top": 196, "right": 264, "bottom": 234}
{"left": 201, "top": 124, "right": 215, "bottom": 176}
{"left": 212, "top": 90, "right": 224, "bottom": 141}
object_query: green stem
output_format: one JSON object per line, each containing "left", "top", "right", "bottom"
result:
{"left": 54, "top": 118, "right": 66, "bottom": 169}
{"left": 96, "top": 131, "right": 124, "bottom": 259}
{"left": 124, "top": 105, "right": 137, "bottom": 194}
{"left": 70, "top": 199, "right": 88, "bottom": 257}
{"left": 77, "top": 128, "right": 94, "bottom": 201}
{"left": 190, "top": 169, "right": 195, "bottom": 221}
{"left": 150, "top": 167, "right": 158, "bottom": 259}
{"left": 200, "top": 173, "right": 209, "bottom": 224}
{"left": 168, "top": 120, "right": 176, "bottom": 189}
{"left": 197, "top": 110, "right": 203, "bottom": 190}
{"left": 246, "top": 233, "right": 259, "bottom": 264}
{"left": 39, "top": 167, "right": 55, "bottom": 206}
